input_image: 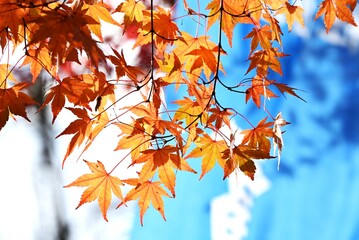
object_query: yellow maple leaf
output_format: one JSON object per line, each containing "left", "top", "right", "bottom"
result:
{"left": 118, "top": 179, "right": 170, "bottom": 226}
{"left": 186, "top": 133, "right": 227, "bottom": 179}
{"left": 64, "top": 160, "right": 124, "bottom": 221}
{"left": 276, "top": 2, "right": 304, "bottom": 31}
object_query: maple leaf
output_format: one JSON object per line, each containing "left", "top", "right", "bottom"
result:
{"left": 315, "top": 0, "right": 336, "bottom": 33}
{"left": 173, "top": 97, "right": 207, "bottom": 126}
{"left": 207, "top": 107, "right": 232, "bottom": 130}
{"left": 129, "top": 102, "right": 185, "bottom": 141}
{"left": 134, "top": 6, "right": 180, "bottom": 48}
{"left": 21, "top": 44, "right": 57, "bottom": 82}
{"left": 222, "top": 145, "right": 273, "bottom": 180}
{"left": 118, "top": 179, "right": 170, "bottom": 226}
{"left": 156, "top": 52, "right": 185, "bottom": 89}
{"left": 150, "top": 6, "right": 180, "bottom": 43}
{"left": 84, "top": 2, "right": 121, "bottom": 41}
{"left": 222, "top": 146, "right": 255, "bottom": 180}
{"left": 241, "top": 117, "right": 274, "bottom": 153}
{"left": 56, "top": 108, "right": 109, "bottom": 167}
{"left": 0, "top": 83, "right": 36, "bottom": 130}
{"left": 173, "top": 32, "right": 223, "bottom": 81}
{"left": 75, "top": 72, "right": 117, "bottom": 111}
{"left": 244, "top": 25, "right": 273, "bottom": 53}
{"left": 28, "top": 4, "right": 106, "bottom": 67}
{"left": 246, "top": 77, "right": 278, "bottom": 108}
{"left": 206, "top": 0, "right": 241, "bottom": 47}
{"left": 246, "top": 48, "right": 288, "bottom": 77}
{"left": 42, "top": 77, "right": 89, "bottom": 123}
{"left": 131, "top": 145, "right": 196, "bottom": 196}
{"left": 273, "top": 82, "right": 306, "bottom": 102}
{"left": 276, "top": 2, "right": 304, "bottom": 31}
{"left": 273, "top": 112, "right": 290, "bottom": 170}
{"left": 56, "top": 108, "right": 92, "bottom": 163}
{"left": 185, "top": 46, "right": 218, "bottom": 74}
{"left": 0, "top": 0, "right": 28, "bottom": 43}
{"left": 265, "top": 0, "right": 286, "bottom": 10}
{"left": 108, "top": 48, "right": 144, "bottom": 82}
{"left": 315, "top": 0, "right": 357, "bottom": 33}
{"left": 335, "top": 1, "right": 357, "bottom": 26}
{"left": 186, "top": 133, "right": 228, "bottom": 179}
{"left": 115, "top": 121, "right": 152, "bottom": 160}
{"left": 115, "top": 0, "right": 146, "bottom": 30}
{"left": 206, "top": 0, "right": 264, "bottom": 44}
{"left": 64, "top": 160, "right": 124, "bottom": 221}
{"left": 263, "top": 13, "right": 283, "bottom": 46}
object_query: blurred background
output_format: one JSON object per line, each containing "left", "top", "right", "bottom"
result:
{"left": 1, "top": 0, "right": 359, "bottom": 239}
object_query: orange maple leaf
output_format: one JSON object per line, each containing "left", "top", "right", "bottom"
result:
{"left": 134, "top": 6, "right": 180, "bottom": 48}
{"left": 0, "top": 83, "right": 36, "bottom": 130}
{"left": 206, "top": 0, "right": 241, "bottom": 47}
{"left": 84, "top": 2, "right": 121, "bottom": 41}
{"left": 241, "top": 117, "right": 274, "bottom": 153}
{"left": 21, "top": 44, "right": 57, "bottom": 82}
{"left": 222, "top": 146, "right": 256, "bottom": 180}
{"left": 108, "top": 48, "right": 144, "bottom": 82}
{"left": 222, "top": 145, "right": 273, "bottom": 180}
{"left": 115, "top": 0, "right": 146, "bottom": 30}
{"left": 246, "top": 48, "right": 288, "bottom": 77}
{"left": 131, "top": 145, "right": 196, "bottom": 196}
{"left": 173, "top": 32, "right": 223, "bottom": 81}
{"left": 276, "top": 2, "right": 304, "bottom": 31}
{"left": 64, "top": 160, "right": 124, "bottom": 221}
{"left": 42, "top": 77, "right": 89, "bottom": 123}
{"left": 118, "top": 179, "right": 170, "bottom": 226}
{"left": 315, "top": 0, "right": 357, "bottom": 33}
{"left": 186, "top": 133, "right": 228, "bottom": 179}
{"left": 205, "top": 0, "right": 261, "bottom": 45}
{"left": 207, "top": 107, "right": 232, "bottom": 130}
{"left": 173, "top": 97, "right": 208, "bottom": 126}
{"left": 0, "top": 0, "right": 29, "bottom": 44}
{"left": 273, "top": 82, "right": 306, "bottom": 102}
{"left": 56, "top": 108, "right": 92, "bottom": 163}
{"left": 315, "top": 0, "right": 336, "bottom": 32}
{"left": 56, "top": 108, "right": 109, "bottom": 167}
{"left": 244, "top": 25, "right": 273, "bottom": 53}
{"left": 265, "top": 0, "right": 286, "bottom": 10}
{"left": 115, "top": 120, "right": 152, "bottom": 160}
{"left": 156, "top": 52, "right": 185, "bottom": 89}
{"left": 245, "top": 77, "right": 278, "bottom": 108}
{"left": 263, "top": 12, "right": 283, "bottom": 46}
{"left": 185, "top": 46, "right": 218, "bottom": 74}
{"left": 28, "top": 4, "right": 106, "bottom": 67}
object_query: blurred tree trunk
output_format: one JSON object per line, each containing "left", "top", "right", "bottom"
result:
{"left": 29, "top": 76, "right": 70, "bottom": 240}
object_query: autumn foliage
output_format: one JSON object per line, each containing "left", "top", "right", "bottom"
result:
{"left": 0, "top": 0, "right": 357, "bottom": 224}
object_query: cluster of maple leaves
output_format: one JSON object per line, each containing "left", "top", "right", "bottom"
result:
{"left": 0, "top": 0, "right": 357, "bottom": 224}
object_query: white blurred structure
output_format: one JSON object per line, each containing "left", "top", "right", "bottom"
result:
{"left": 210, "top": 166, "right": 270, "bottom": 240}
